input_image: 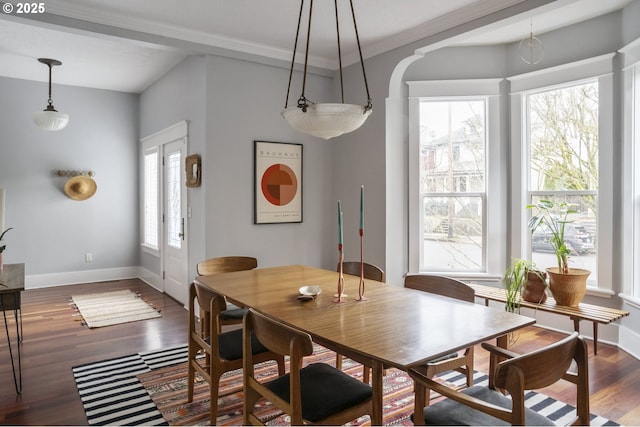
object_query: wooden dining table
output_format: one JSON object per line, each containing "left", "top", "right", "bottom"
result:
{"left": 195, "top": 264, "right": 535, "bottom": 425}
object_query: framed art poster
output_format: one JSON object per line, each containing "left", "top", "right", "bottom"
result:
{"left": 254, "top": 140, "right": 303, "bottom": 224}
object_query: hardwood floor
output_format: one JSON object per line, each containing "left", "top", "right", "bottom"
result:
{"left": 1, "top": 279, "right": 638, "bottom": 425}
{"left": 0, "top": 279, "right": 189, "bottom": 425}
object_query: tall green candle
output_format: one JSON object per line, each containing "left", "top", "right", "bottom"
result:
{"left": 338, "top": 200, "right": 343, "bottom": 245}
{"left": 360, "top": 185, "right": 364, "bottom": 230}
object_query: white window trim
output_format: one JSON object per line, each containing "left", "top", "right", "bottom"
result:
{"left": 619, "top": 37, "right": 640, "bottom": 300}
{"left": 407, "top": 79, "right": 505, "bottom": 279}
{"left": 508, "top": 54, "right": 615, "bottom": 295}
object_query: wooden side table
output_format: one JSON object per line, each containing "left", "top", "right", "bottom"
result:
{"left": 0, "top": 263, "right": 24, "bottom": 394}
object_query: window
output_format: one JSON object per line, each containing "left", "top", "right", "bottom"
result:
{"left": 408, "top": 79, "right": 503, "bottom": 277}
{"left": 509, "top": 53, "right": 614, "bottom": 293}
{"left": 419, "top": 99, "right": 486, "bottom": 271}
{"left": 526, "top": 81, "right": 599, "bottom": 277}
{"left": 143, "top": 148, "right": 159, "bottom": 250}
{"left": 620, "top": 39, "right": 640, "bottom": 304}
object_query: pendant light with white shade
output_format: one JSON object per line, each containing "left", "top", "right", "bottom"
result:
{"left": 33, "top": 58, "right": 69, "bottom": 131}
{"left": 282, "top": 0, "right": 372, "bottom": 140}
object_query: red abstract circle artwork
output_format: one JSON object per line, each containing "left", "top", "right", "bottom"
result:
{"left": 261, "top": 163, "right": 298, "bottom": 206}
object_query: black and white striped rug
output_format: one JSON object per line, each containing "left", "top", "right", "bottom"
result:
{"left": 72, "top": 345, "right": 188, "bottom": 425}
{"left": 72, "top": 345, "right": 617, "bottom": 426}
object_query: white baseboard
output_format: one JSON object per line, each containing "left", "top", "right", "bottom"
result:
{"left": 619, "top": 325, "right": 640, "bottom": 360}
{"left": 136, "top": 267, "right": 164, "bottom": 293}
{"left": 26, "top": 266, "right": 151, "bottom": 289}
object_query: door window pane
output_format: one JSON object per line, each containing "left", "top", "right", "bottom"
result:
{"left": 167, "top": 151, "right": 182, "bottom": 249}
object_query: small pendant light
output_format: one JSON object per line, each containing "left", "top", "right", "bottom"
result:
{"left": 33, "top": 58, "right": 69, "bottom": 131}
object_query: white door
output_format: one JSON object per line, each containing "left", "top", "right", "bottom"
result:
{"left": 162, "top": 138, "right": 188, "bottom": 304}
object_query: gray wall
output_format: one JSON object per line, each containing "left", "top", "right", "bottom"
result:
{"left": 0, "top": 76, "right": 138, "bottom": 280}
{"left": 139, "top": 54, "right": 337, "bottom": 283}
{"left": 139, "top": 55, "right": 208, "bottom": 279}
{"left": 202, "top": 55, "right": 336, "bottom": 270}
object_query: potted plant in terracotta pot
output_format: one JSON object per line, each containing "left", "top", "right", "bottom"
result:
{"left": 527, "top": 200, "right": 590, "bottom": 306}
{"left": 503, "top": 258, "right": 547, "bottom": 314}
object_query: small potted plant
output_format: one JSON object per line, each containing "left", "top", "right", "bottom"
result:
{"left": 527, "top": 200, "right": 590, "bottom": 306}
{"left": 503, "top": 258, "right": 547, "bottom": 313}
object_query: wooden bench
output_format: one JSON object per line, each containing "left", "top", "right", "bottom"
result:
{"left": 468, "top": 283, "right": 629, "bottom": 355}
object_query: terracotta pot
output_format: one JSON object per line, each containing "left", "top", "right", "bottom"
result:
{"left": 522, "top": 271, "right": 547, "bottom": 304}
{"left": 546, "top": 267, "right": 590, "bottom": 306}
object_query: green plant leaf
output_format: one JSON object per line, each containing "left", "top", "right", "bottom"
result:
{"left": 0, "top": 227, "right": 12, "bottom": 241}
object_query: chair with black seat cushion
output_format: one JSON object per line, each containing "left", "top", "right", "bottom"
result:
{"left": 409, "top": 332, "right": 590, "bottom": 426}
{"left": 243, "top": 308, "right": 373, "bottom": 426}
{"left": 404, "top": 274, "right": 475, "bottom": 405}
{"left": 196, "top": 256, "right": 257, "bottom": 325}
{"left": 335, "top": 262, "right": 385, "bottom": 383}
{"left": 187, "top": 282, "right": 285, "bottom": 424}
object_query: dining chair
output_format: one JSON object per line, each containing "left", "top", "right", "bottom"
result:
{"left": 196, "top": 256, "right": 257, "bottom": 326}
{"left": 404, "top": 274, "right": 475, "bottom": 405}
{"left": 187, "top": 282, "right": 285, "bottom": 424}
{"left": 408, "top": 332, "right": 590, "bottom": 426}
{"left": 243, "top": 308, "right": 374, "bottom": 426}
{"left": 336, "top": 261, "right": 385, "bottom": 383}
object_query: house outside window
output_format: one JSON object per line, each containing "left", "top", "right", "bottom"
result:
{"left": 419, "top": 99, "right": 486, "bottom": 271}
{"left": 408, "top": 79, "right": 504, "bottom": 277}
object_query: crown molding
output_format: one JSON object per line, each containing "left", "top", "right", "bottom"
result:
{"left": 42, "top": 0, "right": 336, "bottom": 69}
{"left": 41, "top": 0, "right": 532, "bottom": 71}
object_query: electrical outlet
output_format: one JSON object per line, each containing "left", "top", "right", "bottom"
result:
{"left": 85, "top": 253, "right": 93, "bottom": 262}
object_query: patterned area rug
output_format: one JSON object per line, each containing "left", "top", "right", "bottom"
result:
{"left": 137, "top": 347, "right": 418, "bottom": 426}
{"left": 70, "top": 289, "right": 162, "bottom": 328}
{"left": 72, "top": 344, "right": 618, "bottom": 426}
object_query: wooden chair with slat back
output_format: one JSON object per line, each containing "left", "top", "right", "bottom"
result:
{"left": 409, "top": 332, "right": 590, "bottom": 426}
{"left": 187, "top": 282, "right": 285, "bottom": 424}
{"left": 243, "top": 308, "right": 374, "bottom": 426}
{"left": 404, "top": 274, "right": 475, "bottom": 405}
{"left": 196, "top": 256, "right": 257, "bottom": 327}
{"left": 336, "top": 262, "right": 386, "bottom": 383}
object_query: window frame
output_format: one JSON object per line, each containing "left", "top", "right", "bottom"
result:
{"left": 620, "top": 38, "right": 640, "bottom": 307}
{"left": 508, "top": 53, "right": 615, "bottom": 296}
{"left": 408, "top": 79, "right": 504, "bottom": 280}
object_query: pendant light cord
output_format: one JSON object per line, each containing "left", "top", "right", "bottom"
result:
{"left": 335, "top": 0, "right": 344, "bottom": 104}
{"left": 283, "top": 0, "right": 372, "bottom": 114}
{"left": 284, "top": 0, "right": 306, "bottom": 110}
{"left": 47, "top": 63, "right": 54, "bottom": 107}
{"left": 298, "top": 0, "right": 313, "bottom": 112}
{"left": 349, "top": 0, "right": 371, "bottom": 112}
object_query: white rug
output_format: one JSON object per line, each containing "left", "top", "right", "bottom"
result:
{"left": 71, "top": 289, "right": 162, "bottom": 328}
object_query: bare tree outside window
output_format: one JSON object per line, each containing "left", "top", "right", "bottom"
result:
{"left": 527, "top": 81, "right": 598, "bottom": 275}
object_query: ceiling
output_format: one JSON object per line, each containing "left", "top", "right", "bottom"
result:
{"left": 0, "top": 0, "right": 631, "bottom": 93}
